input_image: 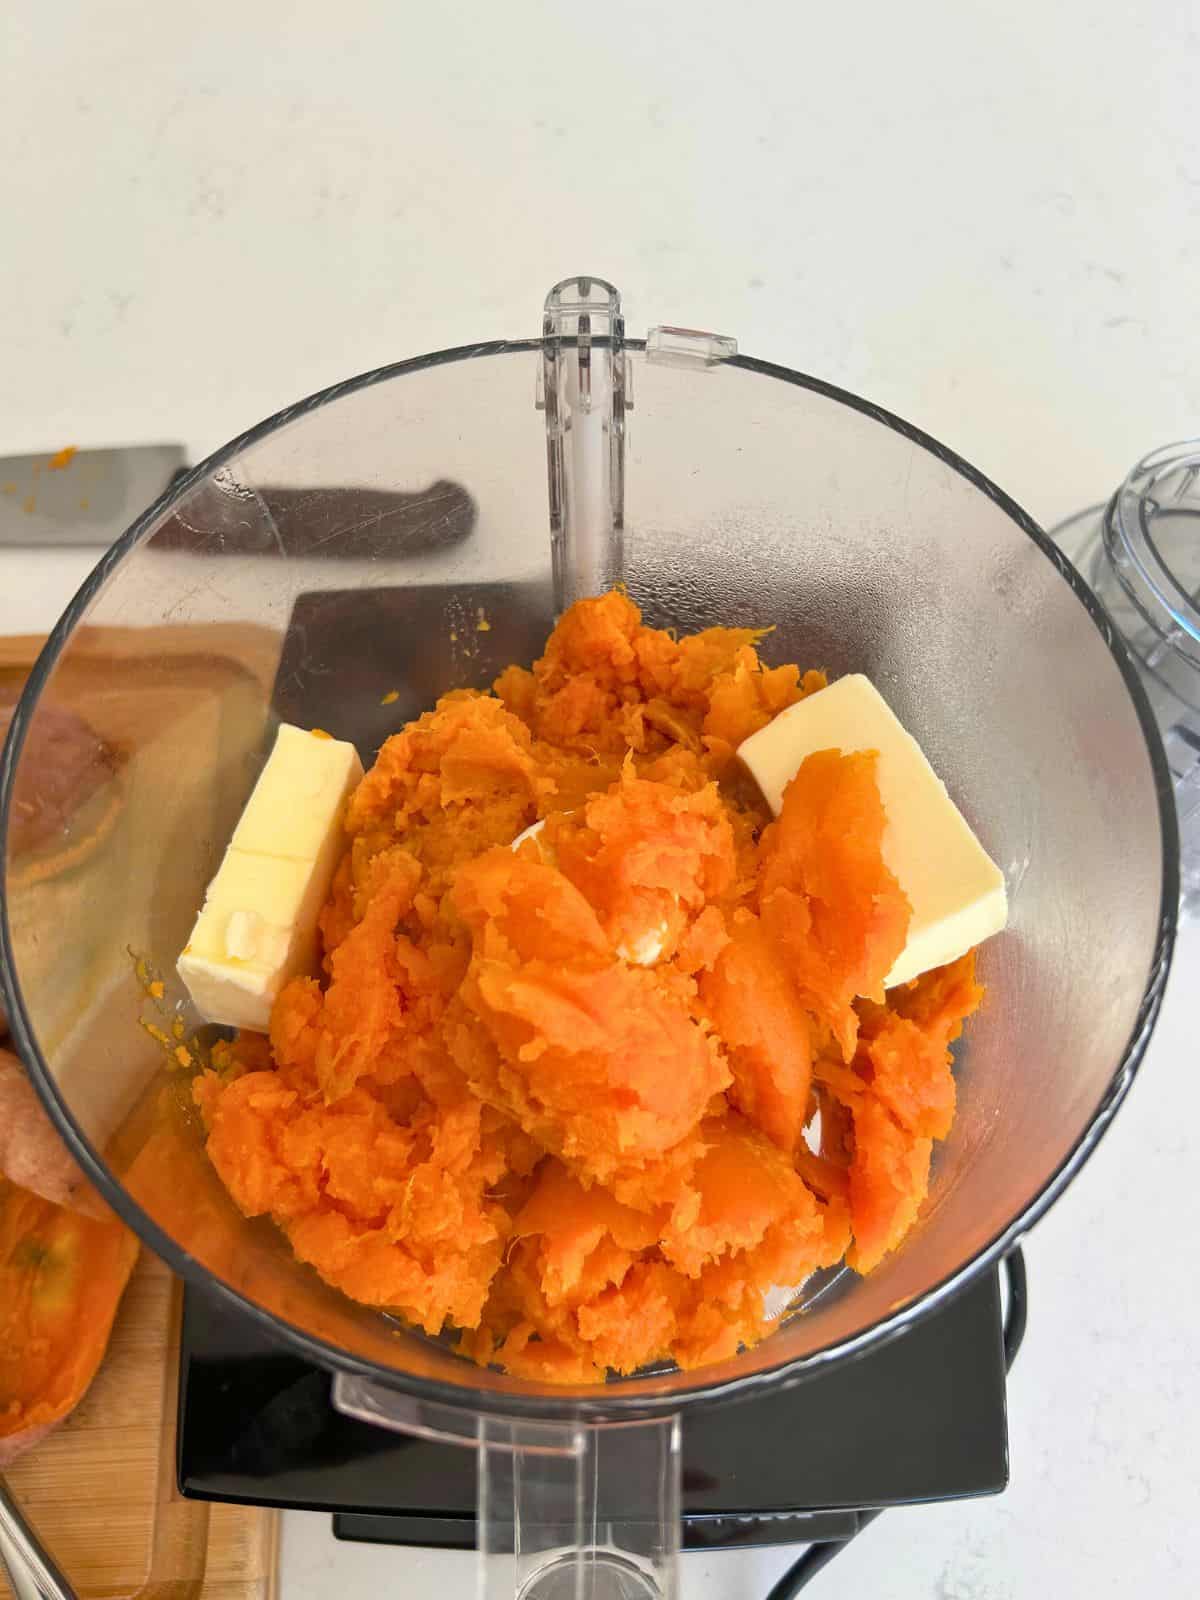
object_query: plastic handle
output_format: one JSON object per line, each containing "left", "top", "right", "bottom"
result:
{"left": 478, "top": 1413, "right": 681, "bottom": 1600}
{"left": 540, "top": 275, "right": 628, "bottom": 610}
{"left": 331, "top": 1375, "right": 681, "bottom": 1599}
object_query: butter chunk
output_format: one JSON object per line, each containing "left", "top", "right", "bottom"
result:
{"left": 229, "top": 723, "right": 362, "bottom": 864}
{"left": 737, "top": 675, "right": 1006, "bottom": 988}
{"left": 177, "top": 724, "right": 362, "bottom": 1030}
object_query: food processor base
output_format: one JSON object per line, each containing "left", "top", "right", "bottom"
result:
{"left": 176, "top": 1263, "right": 1011, "bottom": 1552}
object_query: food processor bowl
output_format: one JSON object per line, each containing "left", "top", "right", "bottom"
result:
{"left": 0, "top": 280, "right": 1177, "bottom": 1597}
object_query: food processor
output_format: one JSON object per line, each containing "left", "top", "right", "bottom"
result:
{"left": 0, "top": 277, "right": 1178, "bottom": 1598}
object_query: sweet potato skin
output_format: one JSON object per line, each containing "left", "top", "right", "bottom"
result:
{"left": 0, "top": 1049, "right": 106, "bottom": 1218}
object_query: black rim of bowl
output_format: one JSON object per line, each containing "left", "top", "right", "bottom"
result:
{"left": 0, "top": 339, "right": 1180, "bottom": 1422}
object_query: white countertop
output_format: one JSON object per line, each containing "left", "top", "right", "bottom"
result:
{"left": 4, "top": 2, "right": 1199, "bottom": 1595}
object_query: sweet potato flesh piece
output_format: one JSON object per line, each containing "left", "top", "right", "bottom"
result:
{"left": 193, "top": 592, "right": 985, "bottom": 1380}
{"left": 0, "top": 1177, "right": 138, "bottom": 1462}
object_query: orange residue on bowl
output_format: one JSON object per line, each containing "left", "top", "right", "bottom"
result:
{"left": 193, "top": 591, "right": 983, "bottom": 1381}
{"left": 47, "top": 446, "right": 77, "bottom": 471}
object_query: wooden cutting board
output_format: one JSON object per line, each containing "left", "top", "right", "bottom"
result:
{"left": 2, "top": 625, "right": 285, "bottom": 1600}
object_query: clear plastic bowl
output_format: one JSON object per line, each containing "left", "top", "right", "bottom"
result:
{"left": 0, "top": 288, "right": 1178, "bottom": 1598}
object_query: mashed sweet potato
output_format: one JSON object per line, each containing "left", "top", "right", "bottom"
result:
{"left": 193, "top": 591, "right": 983, "bottom": 1381}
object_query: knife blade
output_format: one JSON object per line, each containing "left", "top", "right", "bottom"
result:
{"left": 0, "top": 445, "right": 187, "bottom": 547}
{"left": 0, "top": 448, "right": 478, "bottom": 558}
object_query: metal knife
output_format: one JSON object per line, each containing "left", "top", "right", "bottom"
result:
{"left": 0, "top": 446, "right": 478, "bottom": 557}
{"left": 0, "top": 446, "right": 186, "bottom": 548}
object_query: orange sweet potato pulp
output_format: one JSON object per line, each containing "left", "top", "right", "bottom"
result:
{"left": 446, "top": 846, "right": 730, "bottom": 1182}
{"left": 757, "top": 748, "right": 911, "bottom": 1059}
{"left": 549, "top": 768, "right": 736, "bottom": 959}
{"left": 0, "top": 1177, "right": 138, "bottom": 1464}
{"left": 699, "top": 912, "right": 813, "bottom": 1155}
{"left": 193, "top": 591, "right": 985, "bottom": 1381}
{"left": 815, "top": 951, "right": 984, "bottom": 1273}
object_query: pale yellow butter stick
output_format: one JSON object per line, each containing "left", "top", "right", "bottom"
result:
{"left": 737, "top": 675, "right": 1007, "bottom": 988}
{"left": 177, "top": 724, "right": 363, "bottom": 1031}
